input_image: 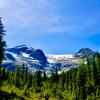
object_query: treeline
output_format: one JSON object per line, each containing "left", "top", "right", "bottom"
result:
{"left": 0, "top": 53, "right": 100, "bottom": 100}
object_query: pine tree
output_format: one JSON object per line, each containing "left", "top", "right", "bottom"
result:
{"left": 25, "top": 65, "right": 28, "bottom": 83}
{"left": 91, "top": 56, "right": 98, "bottom": 96}
{"left": 43, "top": 69, "right": 46, "bottom": 81}
{"left": 77, "top": 66, "right": 87, "bottom": 100}
{"left": 15, "top": 66, "right": 20, "bottom": 87}
{"left": 69, "top": 70, "right": 72, "bottom": 93}
{"left": 22, "top": 63, "right": 25, "bottom": 81}
{"left": 87, "top": 57, "right": 91, "bottom": 80}
{"left": 66, "top": 71, "right": 69, "bottom": 90}
{"left": 86, "top": 57, "right": 93, "bottom": 96}
{"left": 0, "top": 17, "right": 6, "bottom": 79}
{"left": 1, "top": 67, "right": 6, "bottom": 80}
{"left": 36, "top": 70, "right": 42, "bottom": 87}
{"left": 27, "top": 72, "right": 33, "bottom": 88}
{"left": 50, "top": 70, "right": 55, "bottom": 88}
{"left": 72, "top": 68, "right": 78, "bottom": 94}
{"left": 95, "top": 52, "right": 100, "bottom": 86}
{"left": 55, "top": 67, "right": 59, "bottom": 83}
{"left": 61, "top": 71, "right": 66, "bottom": 90}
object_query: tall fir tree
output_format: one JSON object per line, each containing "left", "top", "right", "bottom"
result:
{"left": 55, "top": 67, "right": 59, "bottom": 83}
{"left": 86, "top": 57, "right": 91, "bottom": 80}
{"left": 22, "top": 63, "right": 25, "bottom": 81}
{"left": 15, "top": 66, "right": 20, "bottom": 87}
{"left": 69, "top": 70, "right": 72, "bottom": 93}
{"left": 77, "top": 67, "right": 87, "bottom": 100}
{"left": 91, "top": 56, "right": 98, "bottom": 88}
{"left": 27, "top": 72, "right": 33, "bottom": 88}
{"left": 66, "top": 71, "right": 69, "bottom": 90}
{"left": 61, "top": 71, "right": 66, "bottom": 90}
{"left": 95, "top": 52, "right": 100, "bottom": 86}
{"left": 43, "top": 69, "right": 46, "bottom": 81}
{"left": 0, "top": 17, "right": 6, "bottom": 78}
{"left": 72, "top": 68, "right": 78, "bottom": 94}
{"left": 36, "top": 70, "right": 42, "bottom": 87}
{"left": 50, "top": 70, "right": 55, "bottom": 88}
{"left": 25, "top": 65, "right": 28, "bottom": 83}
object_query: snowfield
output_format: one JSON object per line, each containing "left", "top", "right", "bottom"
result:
{"left": 46, "top": 54, "right": 78, "bottom": 63}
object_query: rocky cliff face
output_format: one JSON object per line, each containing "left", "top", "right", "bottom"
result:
{"left": 75, "top": 48, "right": 95, "bottom": 57}
{"left": 3, "top": 45, "right": 47, "bottom": 71}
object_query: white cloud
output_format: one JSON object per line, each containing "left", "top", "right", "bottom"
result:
{"left": 0, "top": 0, "right": 59, "bottom": 28}
{"left": 0, "top": 0, "right": 100, "bottom": 36}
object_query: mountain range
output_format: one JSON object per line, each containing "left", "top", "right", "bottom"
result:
{"left": 3, "top": 45, "right": 95, "bottom": 75}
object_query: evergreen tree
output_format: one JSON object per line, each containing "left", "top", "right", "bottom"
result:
{"left": 95, "top": 52, "right": 100, "bottom": 86}
{"left": 25, "top": 65, "right": 28, "bottom": 83}
{"left": 66, "top": 71, "right": 69, "bottom": 90}
{"left": 27, "top": 72, "right": 33, "bottom": 88}
{"left": 61, "top": 71, "right": 66, "bottom": 90}
{"left": 15, "top": 67, "right": 20, "bottom": 87}
{"left": 91, "top": 56, "right": 98, "bottom": 96}
{"left": 86, "top": 57, "right": 93, "bottom": 96}
{"left": 22, "top": 63, "right": 25, "bottom": 81}
{"left": 69, "top": 70, "right": 72, "bottom": 93}
{"left": 43, "top": 69, "right": 46, "bottom": 81}
{"left": 0, "top": 17, "right": 6, "bottom": 79}
{"left": 72, "top": 68, "right": 77, "bottom": 94}
{"left": 1, "top": 67, "right": 6, "bottom": 80}
{"left": 36, "top": 70, "right": 42, "bottom": 87}
{"left": 50, "top": 70, "right": 55, "bottom": 88}
{"left": 86, "top": 57, "right": 91, "bottom": 80}
{"left": 77, "top": 67, "right": 87, "bottom": 100}
{"left": 55, "top": 67, "right": 59, "bottom": 83}
{"left": 51, "top": 70, "right": 55, "bottom": 83}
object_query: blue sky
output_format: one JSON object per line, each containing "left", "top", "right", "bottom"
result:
{"left": 0, "top": 0, "right": 100, "bottom": 54}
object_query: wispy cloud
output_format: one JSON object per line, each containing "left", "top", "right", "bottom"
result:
{"left": 0, "top": 0, "right": 59, "bottom": 32}
{"left": 49, "top": 16, "right": 100, "bottom": 36}
{"left": 0, "top": 0, "right": 100, "bottom": 36}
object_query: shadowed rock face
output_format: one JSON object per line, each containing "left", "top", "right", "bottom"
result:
{"left": 30, "top": 49, "right": 47, "bottom": 66}
{"left": 3, "top": 45, "right": 47, "bottom": 70}
{"left": 75, "top": 48, "right": 95, "bottom": 57}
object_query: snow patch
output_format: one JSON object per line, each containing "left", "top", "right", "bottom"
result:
{"left": 6, "top": 51, "right": 18, "bottom": 58}
{"left": 21, "top": 53, "right": 30, "bottom": 58}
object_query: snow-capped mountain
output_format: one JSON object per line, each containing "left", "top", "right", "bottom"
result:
{"left": 3, "top": 45, "right": 95, "bottom": 75}
{"left": 3, "top": 45, "right": 47, "bottom": 71}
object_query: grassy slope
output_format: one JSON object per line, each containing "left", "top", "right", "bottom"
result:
{"left": 0, "top": 84, "right": 73, "bottom": 100}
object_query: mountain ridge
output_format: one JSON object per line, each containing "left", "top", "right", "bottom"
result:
{"left": 3, "top": 45, "right": 96, "bottom": 75}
